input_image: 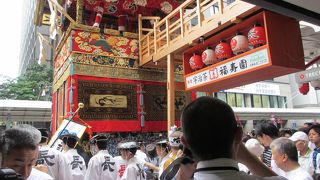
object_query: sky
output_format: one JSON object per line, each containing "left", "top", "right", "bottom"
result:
{"left": 0, "top": 0, "right": 23, "bottom": 79}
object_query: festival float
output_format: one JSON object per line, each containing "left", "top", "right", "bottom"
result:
{"left": 35, "top": 0, "right": 306, "bottom": 135}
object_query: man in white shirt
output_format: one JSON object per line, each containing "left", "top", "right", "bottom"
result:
{"left": 120, "top": 141, "right": 146, "bottom": 180}
{"left": 85, "top": 134, "right": 117, "bottom": 180}
{"left": 180, "top": 96, "right": 287, "bottom": 180}
{"left": 0, "top": 125, "right": 55, "bottom": 180}
{"left": 114, "top": 142, "right": 128, "bottom": 180}
{"left": 37, "top": 129, "right": 61, "bottom": 179}
{"left": 58, "top": 133, "right": 86, "bottom": 180}
{"left": 289, "top": 131, "right": 314, "bottom": 175}
{"left": 270, "top": 137, "right": 312, "bottom": 180}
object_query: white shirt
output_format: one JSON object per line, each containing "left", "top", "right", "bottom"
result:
{"left": 38, "top": 145, "right": 61, "bottom": 179}
{"left": 85, "top": 150, "right": 117, "bottom": 180}
{"left": 59, "top": 148, "right": 86, "bottom": 180}
{"left": 271, "top": 160, "right": 286, "bottom": 177}
{"left": 114, "top": 155, "right": 127, "bottom": 180}
{"left": 298, "top": 149, "right": 314, "bottom": 175}
{"left": 194, "top": 158, "right": 287, "bottom": 180}
{"left": 27, "top": 168, "right": 54, "bottom": 180}
{"left": 135, "top": 150, "right": 147, "bottom": 162}
{"left": 285, "top": 167, "right": 313, "bottom": 180}
{"left": 121, "top": 157, "right": 146, "bottom": 180}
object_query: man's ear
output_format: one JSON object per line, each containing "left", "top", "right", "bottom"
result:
{"left": 282, "top": 154, "right": 288, "bottom": 162}
{"left": 181, "top": 135, "right": 190, "bottom": 149}
{"left": 234, "top": 126, "right": 243, "bottom": 145}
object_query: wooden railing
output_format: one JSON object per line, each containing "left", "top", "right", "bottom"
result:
{"left": 138, "top": 0, "right": 257, "bottom": 66}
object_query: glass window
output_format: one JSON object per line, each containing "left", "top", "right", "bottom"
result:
{"left": 278, "top": 96, "right": 286, "bottom": 108}
{"left": 262, "top": 95, "right": 270, "bottom": 108}
{"left": 270, "top": 96, "right": 278, "bottom": 108}
{"left": 236, "top": 93, "right": 245, "bottom": 107}
{"left": 196, "top": 92, "right": 206, "bottom": 98}
{"left": 217, "top": 92, "right": 227, "bottom": 102}
{"left": 227, "top": 93, "right": 236, "bottom": 107}
{"left": 244, "top": 94, "right": 252, "bottom": 107}
{"left": 253, "top": 95, "right": 262, "bottom": 108}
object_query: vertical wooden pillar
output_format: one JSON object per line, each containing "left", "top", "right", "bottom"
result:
{"left": 167, "top": 53, "right": 175, "bottom": 134}
{"left": 76, "top": 0, "right": 83, "bottom": 24}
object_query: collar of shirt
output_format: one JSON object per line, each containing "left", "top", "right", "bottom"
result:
{"left": 196, "top": 158, "right": 239, "bottom": 170}
{"left": 66, "top": 149, "right": 78, "bottom": 153}
{"left": 97, "top": 150, "right": 110, "bottom": 155}
{"left": 299, "top": 148, "right": 312, "bottom": 158}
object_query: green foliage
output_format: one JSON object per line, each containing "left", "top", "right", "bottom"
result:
{"left": 0, "top": 63, "right": 53, "bottom": 100}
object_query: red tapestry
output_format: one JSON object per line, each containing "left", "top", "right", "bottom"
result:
{"left": 72, "top": 30, "right": 139, "bottom": 59}
{"left": 84, "top": 0, "right": 180, "bottom": 16}
{"left": 54, "top": 38, "right": 71, "bottom": 75}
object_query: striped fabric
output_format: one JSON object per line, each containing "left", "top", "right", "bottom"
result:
{"left": 263, "top": 148, "right": 272, "bottom": 167}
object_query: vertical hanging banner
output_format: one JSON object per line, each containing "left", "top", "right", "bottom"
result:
{"left": 48, "top": 119, "right": 87, "bottom": 152}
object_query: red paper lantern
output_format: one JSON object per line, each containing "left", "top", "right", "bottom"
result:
{"left": 310, "top": 80, "right": 320, "bottom": 90}
{"left": 215, "top": 40, "right": 233, "bottom": 60}
{"left": 230, "top": 33, "right": 249, "bottom": 55}
{"left": 189, "top": 53, "right": 204, "bottom": 70}
{"left": 202, "top": 47, "right": 217, "bottom": 66}
{"left": 248, "top": 24, "right": 266, "bottom": 47}
{"left": 298, "top": 83, "right": 309, "bottom": 95}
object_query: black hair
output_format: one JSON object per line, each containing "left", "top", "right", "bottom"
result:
{"left": 146, "top": 143, "right": 157, "bottom": 158}
{"left": 255, "top": 121, "right": 279, "bottom": 139}
{"left": 95, "top": 135, "right": 108, "bottom": 150}
{"left": 279, "top": 128, "right": 293, "bottom": 137}
{"left": 62, "top": 136, "right": 77, "bottom": 148}
{"left": 298, "top": 127, "right": 310, "bottom": 135}
{"left": 181, "top": 96, "right": 237, "bottom": 161}
{"left": 39, "top": 129, "right": 50, "bottom": 144}
{"left": 304, "top": 122, "right": 313, "bottom": 128}
{"left": 128, "top": 148, "right": 137, "bottom": 155}
{"left": 1, "top": 128, "right": 37, "bottom": 156}
{"left": 309, "top": 124, "right": 320, "bottom": 135}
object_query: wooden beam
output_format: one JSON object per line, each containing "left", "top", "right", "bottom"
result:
{"left": 76, "top": 0, "right": 83, "bottom": 24}
{"left": 167, "top": 53, "right": 175, "bottom": 134}
{"left": 47, "top": 0, "right": 76, "bottom": 24}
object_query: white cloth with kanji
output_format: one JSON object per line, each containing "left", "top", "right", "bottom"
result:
{"left": 84, "top": 150, "right": 117, "bottom": 180}
{"left": 38, "top": 145, "right": 61, "bottom": 179}
{"left": 58, "top": 149, "right": 86, "bottom": 180}
{"left": 114, "top": 156, "right": 127, "bottom": 180}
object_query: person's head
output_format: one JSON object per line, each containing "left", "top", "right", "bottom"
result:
{"left": 0, "top": 127, "right": 39, "bottom": 179}
{"left": 146, "top": 143, "right": 157, "bottom": 158}
{"left": 245, "top": 138, "right": 265, "bottom": 157}
{"left": 59, "top": 134, "right": 79, "bottom": 150}
{"left": 137, "top": 141, "right": 146, "bottom": 152}
{"left": 169, "top": 126, "right": 182, "bottom": 150}
{"left": 38, "top": 129, "right": 50, "bottom": 144}
{"left": 279, "top": 128, "right": 293, "bottom": 138}
{"left": 270, "top": 137, "right": 298, "bottom": 172}
{"left": 308, "top": 124, "right": 320, "bottom": 146}
{"left": 303, "top": 122, "right": 313, "bottom": 128}
{"left": 181, "top": 96, "right": 241, "bottom": 161}
{"left": 121, "top": 141, "right": 138, "bottom": 160}
{"left": 117, "top": 142, "right": 126, "bottom": 159}
{"left": 155, "top": 140, "right": 169, "bottom": 158}
{"left": 14, "top": 124, "right": 41, "bottom": 145}
{"left": 255, "top": 121, "right": 279, "bottom": 147}
{"left": 289, "top": 131, "right": 309, "bottom": 152}
{"left": 90, "top": 134, "right": 108, "bottom": 151}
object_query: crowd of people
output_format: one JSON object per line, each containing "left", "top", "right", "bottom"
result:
{"left": 0, "top": 96, "right": 320, "bottom": 180}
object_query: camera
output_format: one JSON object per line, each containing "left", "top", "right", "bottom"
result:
{"left": 0, "top": 168, "right": 24, "bottom": 180}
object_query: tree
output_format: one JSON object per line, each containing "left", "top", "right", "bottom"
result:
{"left": 0, "top": 63, "right": 53, "bottom": 100}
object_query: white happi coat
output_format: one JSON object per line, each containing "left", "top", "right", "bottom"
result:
{"left": 38, "top": 145, "right": 61, "bottom": 179}
{"left": 114, "top": 155, "right": 127, "bottom": 180}
{"left": 121, "top": 157, "right": 146, "bottom": 180}
{"left": 58, "top": 149, "right": 86, "bottom": 180}
{"left": 84, "top": 150, "right": 117, "bottom": 180}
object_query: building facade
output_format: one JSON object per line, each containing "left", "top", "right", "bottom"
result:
{"left": 19, "top": 0, "right": 53, "bottom": 75}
